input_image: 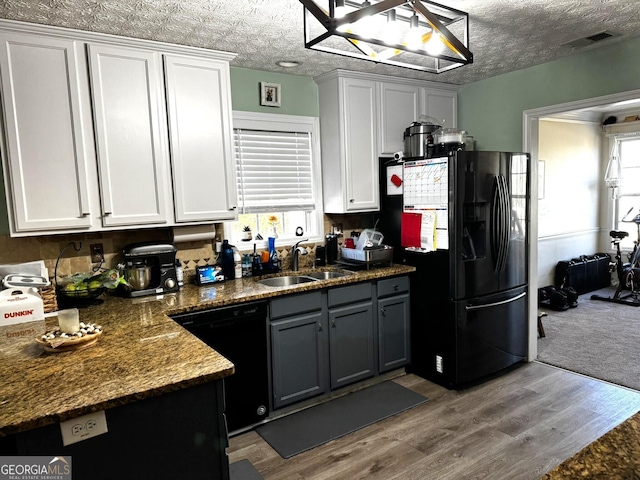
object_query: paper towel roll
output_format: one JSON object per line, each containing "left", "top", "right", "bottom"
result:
{"left": 171, "top": 225, "right": 217, "bottom": 243}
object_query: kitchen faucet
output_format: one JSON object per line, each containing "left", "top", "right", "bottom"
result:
{"left": 291, "top": 239, "right": 308, "bottom": 271}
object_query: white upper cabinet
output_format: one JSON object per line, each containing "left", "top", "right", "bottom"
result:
{"left": 0, "top": 21, "right": 236, "bottom": 236}
{"left": 316, "top": 70, "right": 458, "bottom": 213}
{"left": 88, "top": 44, "right": 171, "bottom": 227}
{"left": 0, "top": 33, "right": 97, "bottom": 233}
{"left": 164, "top": 55, "right": 237, "bottom": 222}
{"left": 379, "top": 82, "right": 420, "bottom": 156}
{"left": 422, "top": 88, "right": 457, "bottom": 130}
{"left": 342, "top": 77, "right": 380, "bottom": 212}
{"left": 317, "top": 73, "right": 380, "bottom": 213}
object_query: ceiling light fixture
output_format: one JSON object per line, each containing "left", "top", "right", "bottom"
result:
{"left": 300, "top": 0, "right": 473, "bottom": 73}
{"left": 277, "top": 60, "right": 302, "bottom": 68}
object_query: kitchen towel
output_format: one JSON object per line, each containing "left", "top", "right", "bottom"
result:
{"left": 402, "top": 211, "right": 436, "bottom": 251}
{"left": 401, "top": 212, "right": 422, "bottom": 248}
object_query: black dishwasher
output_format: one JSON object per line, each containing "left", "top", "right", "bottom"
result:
{"left": 170, "top": 301, "right": 269, "bottom": 434}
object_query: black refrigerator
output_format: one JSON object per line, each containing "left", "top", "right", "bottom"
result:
{"left": 379, "top": 151, "right": 530, "bottom": 388}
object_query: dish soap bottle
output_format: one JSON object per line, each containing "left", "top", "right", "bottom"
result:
{"left": 268, "top": 237, "right": 279, "bottom": 270}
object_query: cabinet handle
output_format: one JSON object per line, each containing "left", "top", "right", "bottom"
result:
{"left": 331, "top": 318, "right": 336, "bottom": 328}
{"left": 349, "top": 198, "right": 355, "bottom": 203}
{"left": 318, "top": 322, "right": 322, "bottom": 332}
{"left": 393, "top": 284, "right": 399, "bottom": 291}
{"left": 380, "top": 307, "right": 386, "bottom": 316}
{"left": 229, "top": 206, "right": 237, "bottom": 210}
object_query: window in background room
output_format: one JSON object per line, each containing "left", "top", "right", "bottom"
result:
{"left": 615, "top": 136, "right": 640, "bottom": 250}
{"left": 225, "top": 112, "right": 323, "bottom": 250}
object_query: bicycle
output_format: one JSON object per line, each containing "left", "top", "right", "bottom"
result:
{"left": 591, "top": 207, "right": 640, "bottom": 306}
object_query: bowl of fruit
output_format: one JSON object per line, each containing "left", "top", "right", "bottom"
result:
{"left": 56, "top": 269, "right": 125, "bottom": 308}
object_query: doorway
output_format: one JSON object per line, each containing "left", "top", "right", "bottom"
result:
{"left": 523, "top": 88, "right": 640, "bottom": 360}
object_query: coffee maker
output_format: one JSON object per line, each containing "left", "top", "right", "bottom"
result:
{"left": 122, "top": 242, "right": 179, "bottom": 297}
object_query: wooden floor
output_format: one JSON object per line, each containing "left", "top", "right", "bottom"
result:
{"left": 228, "top": 362, "right": 640, "bottom": 480}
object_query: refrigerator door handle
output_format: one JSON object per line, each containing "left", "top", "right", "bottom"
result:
{"left": 465, "top": 291, "right": 526, "bottom": 311}
{"left": 490, "top": 175, "right": 511, "bottom": 273}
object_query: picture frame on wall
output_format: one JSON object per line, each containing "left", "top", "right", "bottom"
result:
{"left": 260, "top": 82, "right": 281, "bottom": 107}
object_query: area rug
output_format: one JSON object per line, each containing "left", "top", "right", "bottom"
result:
{"left": 255, "top": 380, "right": 428, "bottom": 459}
{"left": 229, "top": 459, "right": 263, "bottom": 480}
{"left": 537, "top": 286, "right": 640, "bottom": 391}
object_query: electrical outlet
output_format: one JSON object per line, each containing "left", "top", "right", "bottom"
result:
{"left": 332, "top": 223, "right": 343, "bottom": 234}
{"left": 436, "top": 355, "right": 443, "bottom": 374}
{"left": 60, "top": 410, "right": 108, "bottom": 446}
{"left": 90, "top": 243, "right": 104, "bottom": 263}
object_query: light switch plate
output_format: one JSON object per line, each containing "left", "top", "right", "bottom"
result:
{"left": 60, "top": 410, "right": 108, "bottom": 446}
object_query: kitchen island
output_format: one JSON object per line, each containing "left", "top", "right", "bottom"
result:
{"left": 0, "top": 264, "right": 414, "bottom": 479}
{"left": 541, "top": 409, "right": 640, "bottom": 479}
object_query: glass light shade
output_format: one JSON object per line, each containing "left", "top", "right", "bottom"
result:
{"left": 424, "top": 31, "right": 445, "bottom": 55}
{"left": 383, "top": 9, "right": 401, "bottom": 45}
{"left": 406, "top": 14, "right": 422, "bottom": 50}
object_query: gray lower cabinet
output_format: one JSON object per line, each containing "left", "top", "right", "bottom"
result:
{"left": 270, "top": 278, "right": 408, "bottom": 410}
{"left": 327, "top": 283, "right": 375, "bottom": 390}
{"left": 270, "top": 291, "right": 327, "bottom": 409}
{"left": 377, "top": 276, "right": 411, "bottom": 373}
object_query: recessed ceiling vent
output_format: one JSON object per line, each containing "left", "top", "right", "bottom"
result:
{"left": 563, "top": 31, "right": 620, "bottom": 49}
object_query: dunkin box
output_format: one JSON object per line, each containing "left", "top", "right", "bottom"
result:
{"left": 0, "top": 288, "right": 45, "bottom": 326}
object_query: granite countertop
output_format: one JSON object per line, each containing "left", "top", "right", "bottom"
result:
{"left": 541, "top": 410, "right": 640, "bottom": 479}
{"left": 0, "top": 264, "right": 414, "bottom": 437}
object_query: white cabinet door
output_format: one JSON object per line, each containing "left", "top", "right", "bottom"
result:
{"left": 164, "top": 55, "right": 236, "bottom": 222}
{"left": 379, "top": 82, "right": 420, "bottom": 156}
{"left": 341, "top": 77, "right": 379, "bottom": 212}
{"left": 88, "top": 44, "right": 170, "bottom": 227}
{"left": 0, "top": 33, "right": 95, "bottom": 233}
{"left": 422, "top": 87, "right": 457, "bottom": 128}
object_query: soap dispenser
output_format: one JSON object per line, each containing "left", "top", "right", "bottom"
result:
{"left": 268, "top": 237, "right": 279, "bottom": 270}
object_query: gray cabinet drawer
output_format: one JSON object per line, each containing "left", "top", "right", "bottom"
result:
{"left": 270, "top": 291, "right": 323, "bottom": 320}
{"left": 327, "top": 282, "right": 372, "bottom": 308}
{"left": 377, "top": 276, "right": 409, "bottom": 298}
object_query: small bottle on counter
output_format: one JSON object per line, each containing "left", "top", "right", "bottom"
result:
{"left": 252, "top": 244, "right": 262, "bottom": 276}
{"left": 175, "top": 258, "right": 184, "bottom": 287}
{"left": 242, "top": 254, "right": 252, "bottom": 277}
{"left": 234, "top": 248, "right": 242, "bottom": 279}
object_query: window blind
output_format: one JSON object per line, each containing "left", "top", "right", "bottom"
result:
{"left": 234, "top": 128, "right": 315, "bottom": 213}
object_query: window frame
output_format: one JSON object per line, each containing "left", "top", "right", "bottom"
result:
{"left": 610, "top": 133, "right": 640, "bottom": 251}
{"left": 225, "top": 111, "right": 324, "bottom": 252}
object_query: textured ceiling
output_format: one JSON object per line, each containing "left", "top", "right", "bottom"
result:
{"left": 0, "top": 0, "right": 638, "bottom": 86}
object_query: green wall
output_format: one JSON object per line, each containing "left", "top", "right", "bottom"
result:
{"left": 230, "top": 67, "right": 319, "bottom": 116}
{"left": 458, "top": 36, "right": 640, "bottom": 152}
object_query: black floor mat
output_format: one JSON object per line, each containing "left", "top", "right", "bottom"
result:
{"left": 256, "top": 381, "right": 428, "bottom": 459}
{"left": 230, "top": 459, "right": 263, "bottom": 480}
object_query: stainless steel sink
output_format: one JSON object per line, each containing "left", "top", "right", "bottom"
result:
{"left": 257, "top": 275, "right": 318, "bottom": 287}
{"left": 304, "top": 271, "right": 351, "bottom": 280}
{"left": 257, "top": 270, "right": 352, "bottom": 287}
